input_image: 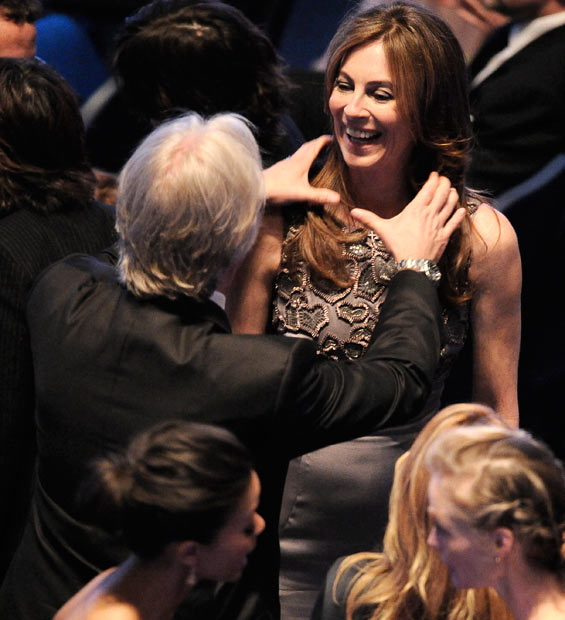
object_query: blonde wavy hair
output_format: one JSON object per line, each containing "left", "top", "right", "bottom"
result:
{"left": 426, "top": 424, "right": 565, "bottom": 580}
{"left": 335, "top": 404, "right": 513, "bottom": 620}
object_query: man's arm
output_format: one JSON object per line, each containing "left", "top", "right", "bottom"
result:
{"left": 275, "top": 173, "right": 465, "bottom": 456}
{"left": 279, "top": 270, "right": 440, "bottom": 457}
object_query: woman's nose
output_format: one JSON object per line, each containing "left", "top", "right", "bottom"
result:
{"left": 344, "top": 93, "right": 369, "bottom": 118}
{"left": 255, "top": 513, "right": 266, "bottom": 537}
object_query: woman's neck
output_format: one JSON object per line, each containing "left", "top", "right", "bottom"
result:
{"left": 496, "top": 566, "right": 565, "bottom": 620}
{"left": 348, "top": 166, "right": 411, "bottom": 219}
{"left": 100, "top": 553, "right": 192, "bottom": 620}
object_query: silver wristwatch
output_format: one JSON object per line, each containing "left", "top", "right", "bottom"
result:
{"left": 396, "top": 259, "right": 441, "bottom": 287}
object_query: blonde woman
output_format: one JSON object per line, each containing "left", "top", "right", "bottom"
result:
{"left": 314, "top": 404, "right": 513, "bottom": 620}
{"left": 426, "top": 424, "right": 565, "bottom": 620}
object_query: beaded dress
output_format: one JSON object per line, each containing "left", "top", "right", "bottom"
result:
{"left": 274, "top": 210, "right": 475, "bottom": 620}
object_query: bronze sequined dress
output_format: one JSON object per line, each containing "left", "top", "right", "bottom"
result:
{"left": 275, "top": 213, "right": 474, "bottom": 620}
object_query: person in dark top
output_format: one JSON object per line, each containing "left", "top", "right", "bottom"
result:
{"left": 0, "top": 57, "right": 116, "bottom": 582}
{"left": 466, "top": 0, "right": 565, "bottom": 196}
{"left": 86, "top": 0, "right": 303, "bottom": 173}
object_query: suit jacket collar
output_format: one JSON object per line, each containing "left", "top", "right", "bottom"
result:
{"left": 470, "top": 16, "right": 565, "bottom": 89}
{"left": 89, "top": 245, "right": 232, "bottom": 334}
{"left": 150, "top": 294, "right": 232, "bottom": 333}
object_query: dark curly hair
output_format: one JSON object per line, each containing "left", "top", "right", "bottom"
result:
{"left": 0, "top": 0, "right": 42, "bottom": 23}
{"left": 0, "top": 58, "right": 95, "bottom": 214}
{"left": 114, "top": 0, "right": 291, "bottom": 155}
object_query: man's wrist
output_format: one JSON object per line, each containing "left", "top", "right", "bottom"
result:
{"left": 396, "top": 259, "right": 441, "bottom": 287}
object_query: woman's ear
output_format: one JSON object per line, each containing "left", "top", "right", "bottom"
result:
{"left": 175, "top": 540, "right": 198, "bottom": 568}
{"left": 173, "top": 541, "right": 199, "bottom": 589}
{"left": 493, "top": 527, "right": 514, "bottom": 559}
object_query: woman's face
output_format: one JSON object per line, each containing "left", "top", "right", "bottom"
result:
{"left": 195, "top": 470, "right": 265, "bottom": 583}
{"left": 328, "top": 40, "right": 414, "bottom": 178}
{"left": 427, "top": 473, "right": 501, "bottom": 589}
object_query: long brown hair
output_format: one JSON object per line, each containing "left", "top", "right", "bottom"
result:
{"left": 289, "top": 3, "right": 476, "bottom": 303}
{"left": 0, "top": 58, "right": 95, "bottom": 214}
{"left": 335, "top": 404, "right": 514, "bottom": 620}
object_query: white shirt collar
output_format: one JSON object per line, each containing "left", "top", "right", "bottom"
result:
{"left": 209, "top": 290, "right": 226, "bottom": 310}
{"left": 471, "top": 11, "right": 565, "bottom": 89}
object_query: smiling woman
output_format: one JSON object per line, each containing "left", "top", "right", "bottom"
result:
{"left": 227, "top": 4, "right": 521, "bottom": 618}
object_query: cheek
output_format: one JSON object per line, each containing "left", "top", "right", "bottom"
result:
{"left": 328, "top": 93, "right": 343, "bottom": 123}
{"left": 446, "top": 534, "right": 481, "bottom": 568}
{"left": 389, "top": 116, "right": 410, "bottom": 141}
{"left": 228, "top": 535, "right": 255, "bottom": 559}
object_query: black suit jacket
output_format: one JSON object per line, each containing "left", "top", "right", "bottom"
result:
{"left": 0, "top": 201, "right": 116, "bottom": 582}
{"left": 0, "top": 253, "right": 440, "bottom": 620}
{"left": 467, "top": 23, "right": 565, "bottom": 196}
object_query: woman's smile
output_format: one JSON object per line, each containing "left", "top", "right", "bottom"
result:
{"left": 345, "top": 126, "right": 383, "bottom": 144}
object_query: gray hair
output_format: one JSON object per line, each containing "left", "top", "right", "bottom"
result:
{"left": 116, "top": 112, "right": 265, "bottom": 299}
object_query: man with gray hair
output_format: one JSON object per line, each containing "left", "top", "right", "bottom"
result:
{"left": 1, "top": 113, "right": 463, "bottom": 619}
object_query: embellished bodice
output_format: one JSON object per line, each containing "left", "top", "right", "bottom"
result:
{"left": 273, "top": 220, "right": 472, "bottom": 417}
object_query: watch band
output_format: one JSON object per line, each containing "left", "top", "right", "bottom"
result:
{"left": 396, "top": 258, "right": 441, "bottom": 286}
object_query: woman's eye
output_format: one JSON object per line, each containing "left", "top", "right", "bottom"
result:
{"left": 372, "top": 90, "right": 394, "bottom": 102}
{"left": 334, "top": 80, "right": 352, "bottom": 92}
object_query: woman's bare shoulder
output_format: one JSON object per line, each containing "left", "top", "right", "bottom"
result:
{"left": 471, "top": 202, "right": 517, "bottom": 248}
{"left": 53, "top": 569, "right": 137, "bottom": 620}
{"left": 55, "top": 601, "right": 138, "bottom": 620}
{"left": 86, "top": 606, "right": 138, "bottom": 620}
{"left": 469, "top": 202, "right": 520, "bottom": 286}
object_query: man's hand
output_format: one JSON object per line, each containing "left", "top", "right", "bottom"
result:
{"left": 351, "top": 172, "right": 466, "bottom": 263}
{"left": 263, "top": 136, "right": 341, "bottom": 206}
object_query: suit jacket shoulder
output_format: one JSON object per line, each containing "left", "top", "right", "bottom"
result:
{"left": 467, "top": 24, "right": 565, "bottom": 194}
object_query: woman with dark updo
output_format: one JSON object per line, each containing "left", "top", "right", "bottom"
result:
{"left": 54, "top": 420, "right": 265, "bottom": 620}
